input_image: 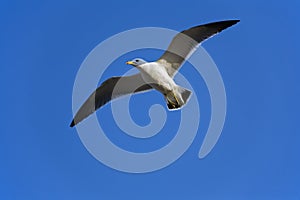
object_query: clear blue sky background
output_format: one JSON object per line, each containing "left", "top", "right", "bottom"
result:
{"left": 1, "top": 0, "right": 300, "bottom": 199}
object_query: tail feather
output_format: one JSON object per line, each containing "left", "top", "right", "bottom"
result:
{"left": 165, "top": 86, "right": 192, "bottom": 110}
{"left": 178, "top": 86, "right": 192, "bottom": 104}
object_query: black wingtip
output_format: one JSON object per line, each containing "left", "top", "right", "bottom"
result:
{"left": 228, "top": 19, "right": 240, "bottom": 25}
{"left": 205, "top": 19, "right": 240, "bottom": 35}
{"left": 214, "top": 19, "right": 240, "bottom": 28}
{"left": 229, "top": 19, "right": 240, "bottom": 23}
{"left": 70, "top": 120, "right": 75, "bottom": 127}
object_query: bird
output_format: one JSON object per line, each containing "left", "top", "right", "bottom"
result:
{"left": 70, "top": 20, "right": 240, "bottom": 127}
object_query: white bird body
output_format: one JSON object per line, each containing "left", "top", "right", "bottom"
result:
{"left": 137, "top": 61, "right": 190, "bottom": 108}
{"left": 137, "top": 62, "right": 176, "bottom": 93}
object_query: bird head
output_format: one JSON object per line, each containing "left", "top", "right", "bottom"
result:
{"left": 126, "top": 58, "right": 146, "bottom": 67}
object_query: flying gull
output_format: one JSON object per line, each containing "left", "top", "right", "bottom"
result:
{"left": 70, "top": 20, "right": 240, "bottom": 127}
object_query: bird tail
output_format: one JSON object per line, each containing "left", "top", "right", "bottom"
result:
{"left": 165, "top": 86, "right": 192, "bottom": 110}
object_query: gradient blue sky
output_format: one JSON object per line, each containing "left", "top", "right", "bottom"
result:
{"left": 1, "top": 0, "right": 300, "bottom": 199}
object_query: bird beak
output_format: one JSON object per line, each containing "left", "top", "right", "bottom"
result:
{"left": 126, "top": 61, "right": 134, "bottom": 65}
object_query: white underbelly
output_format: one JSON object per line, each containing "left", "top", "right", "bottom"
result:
{"left": 139, "top": 62, "right": 176, "bottom": 93}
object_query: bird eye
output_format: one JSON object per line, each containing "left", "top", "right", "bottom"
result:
{"left": 135, "top": 59, "right": 139, "bottom": 62}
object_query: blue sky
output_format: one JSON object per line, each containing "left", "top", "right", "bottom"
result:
{"left": 1, "top": 0, "right": 300, "bottom": 199}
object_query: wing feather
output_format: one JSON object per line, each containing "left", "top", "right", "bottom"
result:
{"left": 70, "top": 73, "right": 152, "bottom": 127}
{"left": 157, "top": 20, "right": 240, "bottom": 77}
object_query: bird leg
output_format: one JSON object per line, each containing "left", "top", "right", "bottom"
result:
{"left": 165, "top": 91, "right": 180, "bottom": 108}
{"left": 166, "top": 95, "right": 175, "bottom": 108}
{"left": 172, "top": 91, "right": 180, "bottom": 106}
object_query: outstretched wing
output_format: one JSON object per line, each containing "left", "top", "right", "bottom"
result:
{"left": 70, "top": 73, "right": 152, "bottom": 127}
{"left": 157, "top": 20, "right": 240, "bottom": 77}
